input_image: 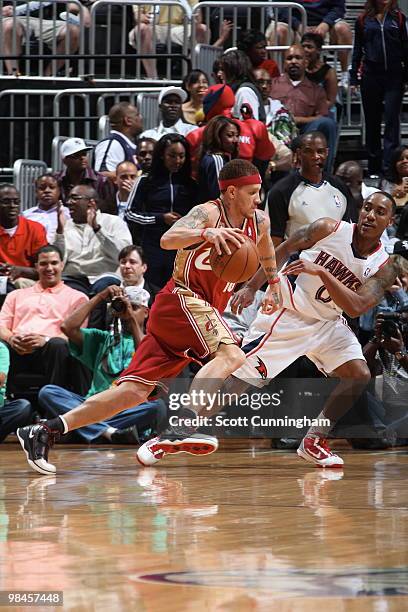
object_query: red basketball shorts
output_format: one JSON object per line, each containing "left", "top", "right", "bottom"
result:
{"left": 116, "top": 285, "right": 236, "bottom": 389}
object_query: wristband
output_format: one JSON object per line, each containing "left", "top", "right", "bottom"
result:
{"left": 268, "top": 277, "right": 280, "bottom": 285}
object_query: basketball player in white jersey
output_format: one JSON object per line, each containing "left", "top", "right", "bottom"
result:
{"left": 230, "top": 191, "right": 408, "bottom": 467}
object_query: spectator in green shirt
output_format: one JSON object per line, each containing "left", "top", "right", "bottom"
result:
{"left": 0, "top": 342, "right": 34, "bottom": 443}
{"left": 37, "top": 285, "right": 165, "bottom": 444}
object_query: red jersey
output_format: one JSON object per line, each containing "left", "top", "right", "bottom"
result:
{"left": 167, "top": 199, "right": 258, "bottom": 312}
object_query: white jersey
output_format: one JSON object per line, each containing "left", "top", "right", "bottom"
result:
{"left": 280, "top": 221, "right": 389, "bottom": 321}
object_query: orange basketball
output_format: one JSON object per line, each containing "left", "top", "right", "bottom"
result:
{"left": 209, "top": 235, "right": 259, "bottom": 283}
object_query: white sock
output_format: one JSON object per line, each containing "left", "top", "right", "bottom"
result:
{"left": 103, "top": 427, "right": 117, "bottom": 440}
{"left": 59, "top": 415, "right": 69, "bottom": 435}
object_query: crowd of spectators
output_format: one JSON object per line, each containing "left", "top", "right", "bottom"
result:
{"left": 1, "top": 2, "right": 408, "bottom": 452}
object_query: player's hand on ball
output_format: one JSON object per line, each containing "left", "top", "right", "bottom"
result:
{"left": 230, "top": 285, "right": 256, "bottom": 314}
{"left": 261, "top": 284, "right": 282, "bottom": 314}
{"left": 282, "top": 260, "right": 322, "bottom": 277}
{"left": 203, "top": 227, "right": 245, "bottom": 255}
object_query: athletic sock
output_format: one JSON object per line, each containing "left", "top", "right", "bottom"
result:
{"left": 307, "top": 411, "right": 333, "bottom": 437}
{"left": 46, "top": 415, "right": 69, "bottom": 434}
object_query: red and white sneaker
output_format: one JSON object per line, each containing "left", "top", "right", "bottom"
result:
{"left": 136, "top": 431, "right": 218, "bottom": 466}
{"left": 297, "top": 435, "right": 344, "bottom": 468}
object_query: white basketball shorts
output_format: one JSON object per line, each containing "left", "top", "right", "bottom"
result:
{"left": 233, "top": 307, "right": 365, "bottom": 387}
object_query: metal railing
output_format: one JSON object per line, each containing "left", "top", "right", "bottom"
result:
{"left": 192, "top": 2, "right": 307, "bottom": 50}
{"left": 13, "top": 158, "right": 48, "bottom": 210}
{"left": 88, "top": 0, "right": 192, "bottom": 80}
{"left": 0, "top": 0, "right": 192, "bottom": 80}
{"left": 0, "top": 86, "right": 174, "bottom": 168}
{"left": 0, "top": 0, "right": 86, "bottom": 77}
{"left": 192, "top": 43, "right": 222, "bottom": 81}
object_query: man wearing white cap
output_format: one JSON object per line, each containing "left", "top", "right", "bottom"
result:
{"left": 55, "top": 137, "right": 115, "bottom": 213}
{"left": 140, "top": 86, "right": 198, "bottom": 141}
{"left": 37, "top": 283, "right": 165, "bottom": 444}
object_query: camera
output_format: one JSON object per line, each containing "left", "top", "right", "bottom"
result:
{"left": 110, "top": 296, "right": 127, "bottom": 314}
{"left": 378, "top": 306, "right": 408, "bottom": 338}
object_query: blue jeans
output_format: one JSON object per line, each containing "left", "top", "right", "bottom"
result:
{"left": 38, "top": 385, "right": 164, "bottom": 442}
{"left": 300, "top": 116, "right": 338, "bottom": 172}
{"left": 0, "top": 399, "right": 33, "bottom": 442}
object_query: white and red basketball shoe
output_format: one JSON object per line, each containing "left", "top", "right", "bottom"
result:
{"left": 297, "top": 434, "right": 344, "bottom": 468}
{"left": 136, "top": 430, "right": 218, "bottom": 466}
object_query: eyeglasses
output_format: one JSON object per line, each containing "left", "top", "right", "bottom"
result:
{"left": 68, "top": 195, "right": 92, "bottom": 202}
{"left": 0, "top": 198, "right": 20, "bottom": 205}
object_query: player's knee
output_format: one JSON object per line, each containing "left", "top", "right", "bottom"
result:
{"left": 347, "top": 362, "right": 371, "bottom": 384}
{"left": 220, "top": 345, "right": 246, "bottom": 373}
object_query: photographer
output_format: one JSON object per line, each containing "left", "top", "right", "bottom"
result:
{"left": 362, "top": 252, "right": 408, "bottom": 445}
{"left": 38, "top": 285, "right": 165, "bottom": 444}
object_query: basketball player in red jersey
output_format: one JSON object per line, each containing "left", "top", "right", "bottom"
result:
{"left": 17, "top": 160, "right": 281, "bottom": 474}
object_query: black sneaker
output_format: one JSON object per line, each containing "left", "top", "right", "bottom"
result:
{"left": 111, "top": 425, "right": 140, "bottom": 445}
{"left": 17, "top": 424, "right": 59, "bottom": 475}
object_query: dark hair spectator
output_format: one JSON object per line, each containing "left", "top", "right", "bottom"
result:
{"left": 22, "top": 174, "right": 70, "bottom": 243}
{"left": 33, "top": 244, "right": 64, "bottom": 264}
{"left": 350, "top": 0, "right": 408, "bottom": 177}
{"left": 136, "top": 137, "right": 156, "bottom": 175}
{"left": 301, "top": 32, "right": 338, "bottom": 111}
{"left": 212, "top": 59, "right": 225, "bottom": 85}
{"left": 382, "top": 146, "right": 408, "bottom": 209}
{"left": 237, "top": 29, "right": 279, "bottom": 79}
{"left": 182, "top": 70, "right": 209, "bottom": 125}
{"left": 221, "top": 50, "right": 265, "bottom": 122}
{"left": 126, "top": 134, "right": 197, "bottom": 287}
{"left": 118, "top": 244, "right": 146, "bottom": 263}
{"left": 198, "top": 116, "right": 240, "bottom": 202}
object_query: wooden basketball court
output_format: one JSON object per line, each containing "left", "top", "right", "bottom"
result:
{"left": 1, "top": 441, "right": 408, "bottom": 610}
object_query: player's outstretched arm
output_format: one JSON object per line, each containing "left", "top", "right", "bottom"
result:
{"left": 283, "top": 255, "right": 408, "bottom": 318}
{"left": 231, "top": 217, "right": 336, "bottom": 312}
{"left": 160, "top": 203, "right": 246, "bottom": 252}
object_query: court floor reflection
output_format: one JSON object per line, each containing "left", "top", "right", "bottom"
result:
{"left": 0, "top": 443, "right": 407, "bottom": 610}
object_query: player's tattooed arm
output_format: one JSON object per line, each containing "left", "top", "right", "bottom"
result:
{"left": 255, "top": 211, "right": 282, "bottom": 313}
{"left": 160, "top": 203, "right": 215, "bottom": 249}
{"left": 354, "top": 255, "right": 408, "bottom": 314}
{"left": 255, "top": 211, "right": 279, "bottom": 282}
{"left": 291, "top": 256, "right": 403, "bottom": 318}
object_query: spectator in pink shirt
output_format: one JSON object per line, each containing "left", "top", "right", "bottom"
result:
{"left": 0, "top": 245, "right": 88, "bottom": 390}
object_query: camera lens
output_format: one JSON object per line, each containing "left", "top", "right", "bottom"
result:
{"left": 111, "top": 297, "right": 126, "bottom": 314}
